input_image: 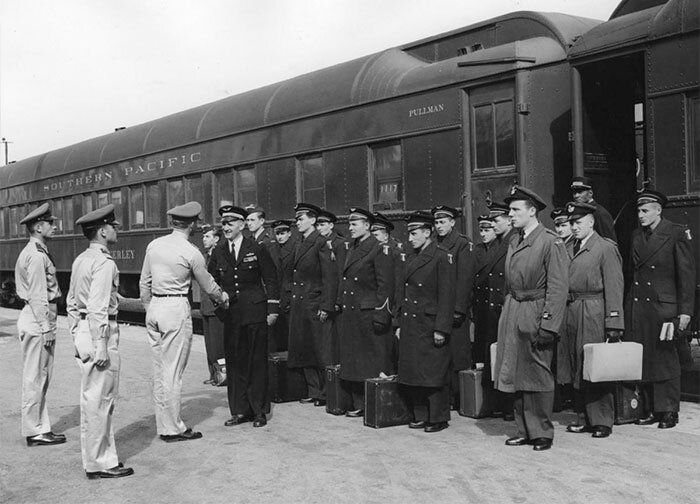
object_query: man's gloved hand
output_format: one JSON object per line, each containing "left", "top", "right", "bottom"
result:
{"left": 434, "top": 332, "right": 446, "bottom": 347}
{"left": 452, "top": 314, "right": 466, "bottom": 328}
{"left": 606, "top": 329, "right": 623, "bottom": 343}
{"left": 532, "top": 328, "right": 556, "bottom": 351}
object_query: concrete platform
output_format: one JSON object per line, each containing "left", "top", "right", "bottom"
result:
{"left": 1, "top": 307, "right": 699, "bottom": 504}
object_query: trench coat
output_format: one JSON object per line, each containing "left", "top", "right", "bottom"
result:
{"left": 337, "top": 234, "right": 394, "bottom": 381}
{"left": 396, "top": 241, "right": 456, "bottom": 387}
{"left": 624, "top": 218, "right": 695, "bottom": 381}
{"left": 287, "top": 230, "right": 338, "bottom": 368}
{"left": 560, "top": 232, "right": 624, "bottom": 388}
{"left": 494, "top": 224, "right": 569, "bottom": 393}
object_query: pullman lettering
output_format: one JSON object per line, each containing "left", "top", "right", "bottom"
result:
{"left": 408, "top": 104, "right": 445, "bottom": 118}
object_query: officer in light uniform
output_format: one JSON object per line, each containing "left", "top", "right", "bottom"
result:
{"left": 140, "top": 201, "right": 229, "bottom": 442}
{"left": 67, "top": 204, "right": 134, "bottom": 479}
{"left": 14, "top": 203, "right": 65, "bottom": 447}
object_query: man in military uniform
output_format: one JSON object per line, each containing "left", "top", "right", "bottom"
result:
{"left": 288, "top": 203, "right": 338, "bottom": 407}
{"left": 551, "top": 207, "right": 573, "bottom": 242}
{"left": 625, "top": 189, "right": 695, "bottom": 429}
{"left": 395, "top": 211, "right": 456, "bottom": 432}
{"left": 14, "top": 203, "right": 65, "bottom": 447}
{"left": 561, "top": 202, "right": 624, "bottom": 439}
{"left": 208, "top": 205, "right": 280, "bottom": 428}
{"left": 67, "top": 204, "right": 133, "bottom": 479}
{"left": 493, "top": 186, "right": 569, "bottom": 451}
{"left": 246, "top": 206, "right": 275, "bottom": 250}
{"left": 268, "top": 219, "right": 296, "bottom": 353}
{"left": 571, "top": 176, "right": 616, "bottom": 241}
{"left": 140, "top": 202, "right": 229, "bottom": 442}
{"left": 200, "top": 224, "right": 225, "bottom": 385}
{"left": 337, "top": 208, "right": 394, "bottom": 417}
{"left": 472, "top": 214, "right": 497, "bottom": 385}
{"left": 431, "top": 205, "right": 476, "bottom": 409}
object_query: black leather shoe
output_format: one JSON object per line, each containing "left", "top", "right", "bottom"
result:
{"left": 345, "top": 409, "right": 364, "bottom": 418}
{"left": 505, "top": 436, "right": 529, "bottom": 446}
{"left": 159, "top": 428, "right": 203, "bottom": 442}
{"left": 26, "top": 432, "right": 67, "bottom": 447}
{"left": 424, "top": 421, "right": 449, "bottom": 433}
{"left": 592, "top": 426, "right": 612, "bottom": 438}
{"left": 224, "top": 414, "right": 253, "bottom": 426}
{"left": 299, "top": 397, "right": 315, "bottom": 404}
{"left": 635, "top": 413, "right": 657, "bottom": 425}
{"left": 86, "top": 465, "right": 134, "bottom": 479}
{"left": 566, "top": 423, "right": 593, "bottom": 434}
{"left": 531, "top": 438, "right": 553, "bottom": 451}
{"left": 503, "top": 413, "right": 515, "bottom": 422}
{"left": 490, "top": 410, "right": 504, "bottom": 418}
{"left": 314, "top": 399, "right": 327, "bottom": 407}
{"left": 253, "top": 415, "right": 267, "bottom": 428}
{"left": 657, "top": 412, "right": 678, "bottom": 429}
{"left": 408, "top": 421, "right": 426, "bottom": 429}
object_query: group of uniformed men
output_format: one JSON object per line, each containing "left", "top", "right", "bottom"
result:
{"left": 14, "top": 175, "right": 695, "bottom": 479}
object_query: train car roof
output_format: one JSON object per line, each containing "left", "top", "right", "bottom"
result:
{"left": 569, "top": 0, "right": 698, "bottom": 60}
{"left": 0, "top": 10, "right": 601, "bottom": 190}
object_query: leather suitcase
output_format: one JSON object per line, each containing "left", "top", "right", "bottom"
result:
{"left": 459, "top": 369, "right": 491, "bottom": 418}
{"left": 681, "top": 368, "right": 700, "bottom": 403}
{"left": 583, "top": 342, "right": 643, "bottom": 382}
{"left": 268, "top": 351, "right": 308, "bottom": 403}
{"left": 364, "top": 376, "right": 411, "bottom": 428}
{"left": 613, "top": 381, "right": 643, "bottom": 425}
{"left": 325, "top": 364, "right": 352, "bottom": 415}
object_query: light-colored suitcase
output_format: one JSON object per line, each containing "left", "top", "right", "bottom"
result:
{"left": 583, "top": 342, "right": 643, "bottom": 382}
{"left": 458, "top": 369, "right": 491, "bottom": 418}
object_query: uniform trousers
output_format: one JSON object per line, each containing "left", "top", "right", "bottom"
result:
{"left": 573, "top": 382, "right": 614, "bottom": 428}
{"left": 224, "top": 307, "right": 269, "bottom": 417}
{"left": 406, "top": 385, "right": 450, "bottom": 423}
{"left": 146, "top": 297, "right": 193, "bottom": 435}
{"left": 342, "top": 380, "right": 365, "bottom": 410}
{"left": 513, "top": 390, "right": 555, "bottom": 440}
{"left": 74, "top": 319, "right": 120, "bottom": 472}
{"left": 303, "top": 367, "right": 326, "bottom": 400}
{"left": 202, "top": 315, "right": 225, "bottom": 378}
{"left": 640, "top": 377, "right": 681, "bottom": 414}
{"left": 17, "top": 304, "right": 57, "bottom": 437}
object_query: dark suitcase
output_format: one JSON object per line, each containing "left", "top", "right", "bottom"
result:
{"left": 268, "top": 351, "right": 308, "bottom": 403}
{"left": 613, "top": 381, "right": 643, "bottom": 425}
{"left": 364, "top": 376, "right": 412, "bottom": 428}
{"left": 458, "top": 369, "right": 491, "bottom": 418}
{"left": 325, "top": 365, "right": 352, "bottom": 415}
{"left": 681, "top": 368, "right": 700, "bottom": 403}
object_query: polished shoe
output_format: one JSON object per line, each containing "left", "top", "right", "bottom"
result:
{"left": 531, "top": 438, "right": 553, "bottom": 451}
{"left": 566, "top": 423, "right": 593, "bottom": 434}
{"left": 253, "top": 415, "right": 267, "bottom": 428}
{"left": 159, "top": 428, "right": 203, "bottom": 442}
{"left": 299, "top": 397, "right": 315, "bottom": 404}
{"left": 657, "top": 412, "right": 678, "bottom": 429}
{"left": 592, "top": 426, "right": 612, "bottom": 438}
{"left": 224, "top": 414, "right": 253, "bottom": 427}
{"left": 26, "top": 432, "right": 67, "bottom": 447}
{"left": 314, "top": 399, "right": 327, "bottom": 407}
{"left": 424, "top": 421, "right": 449, "bottom": 433}
{"left": 505, "top": 436, "right": 529, "bottom": 446}
{"left": 86, "top": 465, "right": 134, "bottom": 479}
{"left": 490, "top": 410, "right": 504, "bottom": 418}
{"left": 635, "top": 413, "right": 657, "bottom": 425}
{"left": 408, "top": 421, "right": 426, "bottom": 429}
{"left": 345, "top": 409, "right": 364, "bottom": 418}
{"left": 503, "top": 413, "right": 515, "bottom": 422}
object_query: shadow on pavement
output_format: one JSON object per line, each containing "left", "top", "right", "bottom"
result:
{"left": 52, "top": 404, "right": 81, "bottom": 433}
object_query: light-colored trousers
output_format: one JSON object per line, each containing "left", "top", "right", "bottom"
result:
{"left": 74, "top": 319, "right": 120, "bottom": 472}
{"left": 17, "top": 304, "right": 57, "bottom": 437}
{"left": 146, "top": 297, "right": 193, "bottom": 435}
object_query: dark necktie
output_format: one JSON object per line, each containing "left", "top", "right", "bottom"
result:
{"left": 517, "top": 232, "right": 524, "bottom": 245}
{"left": 573, "top": 239, "right": 581, "bottom": 255}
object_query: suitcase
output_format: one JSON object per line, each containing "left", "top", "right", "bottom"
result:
{"left": 613, "top": 381, "right": 643, "bottom": 425}
{"left": 325, "top": 365, "right": 352, "bottom": 415}
{"left": 681, "top": 368, "right": 700, "bottom": 403}
{"left": 268, "top": 351, "right": 308, "bottom": 403}
{"left": 459, "top": 369, "right": 491, "bottom": 418}
{"left": 213, "top": 358, "right": 227, "bottom": 387}
{"left": 364, "top": 376, "right": 412, "bottom": 428}
{"left": 583, "top": 341, "right": 643, "bottom": 382}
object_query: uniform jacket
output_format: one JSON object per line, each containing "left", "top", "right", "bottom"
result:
{"left": 337, "top": 234, "right": 395, "bottom": 381}
{"left": 254, "top": 228, "right": 276, "bottom": 250}
{"left": 200, "top": 249, "right": 218, "bottom": 316}
{"left": 269, "top": 238, "right": 296, "bottom": 312}
{"left": 494, "top": 224, "right": 569, "bottom": 392}
{"left": 472, "top": 241, "right": 497, "bottom": 366}
{"left": 560, "top": 232, "right": 624, "bottom": 387}
{"left": 625, "top": 218, "right": 696, "bottom": 381}
{"left": 593, "top": 200, "right": 617, "bottom": 242}
{"left": 208, "top": 236, "right": 280, "bottom": 326}
{"left": 396, "top": 241, "right": 456, "bottom": 387}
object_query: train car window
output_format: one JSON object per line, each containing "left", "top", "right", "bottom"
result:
{"left": 234, "top": 166, "right": 257, "bottom": 207}
{"left": 690, "top": 95, "right": 700, "bottom": 192}
{"left": 298, "top": 156, "right": 325, "bottom": 207}
{"left": 167, "top": 179, "right": 185, "bottom": 208}
{"left": 111, "top": 190, "right": 123, "bottom": 226}
{"left": 10, "top": 206, "right": 19, "bottom": 237}
{"left": 371, "top": 143, "right": 403, "bottom": 210}
{"left": 214, "top": 169, "right": 234, "bottom": 209}
{"left": 63, "top": 197, "right": 74, "bottom": 234}
{"left": 83, "top": 194, "right": 94, "bottom": 215}
{"left": 130, "top": 186, "right": 145, "bottom": 229}
{"left": 473, "top": 100, "right": 515, "bottom": 171}
{"left": 495, "top": 101, "right": 515, "bottom": 167}
{"left": 145, "top": 183, "right": 160, "bottom": 228}
{"left": 54, "top": 199, "right": 64, "bottom": 233}
{"left": 185, "top": 175, "right": 204, "bottom": 205}
{"left": 0, "top": 208, "right": 5, "bottom": 238}
{"left": 97, "top": 191, "right": 109, "bottom": 208}
{"left": 475, "top": 105, "right": 495, "bottom": 169}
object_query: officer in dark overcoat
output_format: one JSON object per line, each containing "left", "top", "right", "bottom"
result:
{"left": 625, "top": 189, "right": 695, "bottom": 429}
{"left": 288, "top": 203, "right": 338, "bottom": 407}
{"left": 570, "top": 177, "right": 617, "bottom": 241}
{"left": 337, "top": 208, "right": 394, "bottom": 417}
{"left": 396, "top": 211, "right": 456, "bottom": 433}
{"left": 268, "top": 219, "right": 296, "bottom": 353}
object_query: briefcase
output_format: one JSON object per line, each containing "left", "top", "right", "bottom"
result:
{"left": 583, "top": 342, "right": 643, "bottom": 382}
{"left": 364, "top": 376, "right": 411, "bottom": 428}
{"left": 268, "top": 351, "right": 308, "bottom": 403}
{"left": 325, "top": 365, "right": 352, "bottom": 415}
{"left": 613, "top": 381, "right": 643, "bottom": 425}
{"left": 213, "top": 358, "right": 227, "bottom": 387}
{"left": 459, "top": 369, "right": 491, "bottom": 418}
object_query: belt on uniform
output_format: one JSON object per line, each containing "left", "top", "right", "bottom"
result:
{"left": 79, "top": 313, "right": 117, "bottom": 320}
{"left": 21, "top": 298, "right": 59, "bottom": 304}
{"left": 567, "top": 291, "right": 604, "bottom": 302}
{"left": 508, "top": 289, "right": 546, "bottom": 302}
{"left": 152, "top": 293, "right": 188, "bottom": 297}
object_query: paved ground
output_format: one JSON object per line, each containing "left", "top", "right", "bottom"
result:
{"left": 1, "top": 307, "right": 699, "bottom": 504}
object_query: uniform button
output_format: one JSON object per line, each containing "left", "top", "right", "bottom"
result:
{"left": 293, "top": 295, "right": 296, "bottom": 299}
{"left": 343, "top": 277, "right": 347, "bottom": 281}
{"left": 418, "top": 283, "right": 422, "bottom": 287}
{"left": 405, "top": 283, "right": 409, "bottom": 286}
{"left": 404, "top": 298, "right": 408, "bottom": 302}
{"left": 404, "top": 312, "right": 408, "bottom": 316}
{"left": 651, "top": 265, "right": 655, "bottom": 269}
{"left": 634, "top": 281, "right": 638, "bottom": 285}
{"left": 645, "top": 298, "right": 650, "bottom": 302}
{"left": 344, "top": 291, "right": 347, "bottom": 294}
{"left": 634, "top": 298, "right": 638, "bottom": 302}
{"left": 489, "top": 273, "right": 492, "bottom": 276}
{"left": 343, "top": 305, "right": 346, "bottom": 309}
{"left": 414, "top": 301, "right": 417, "bottom": 304}
{"left": 300, "top": 283, "right": 304, "bottom": 286}
{"left": 350, "top": 292, "right": 354, "bottom": 295}
{"left": 412, "top": 314, "right": 416, "bottom": 318}
{"left": 354, "top": 277, "right": 358, "bottom": 281}
{"left": 647, "top": 282, "right": 651, "bottom": 286}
